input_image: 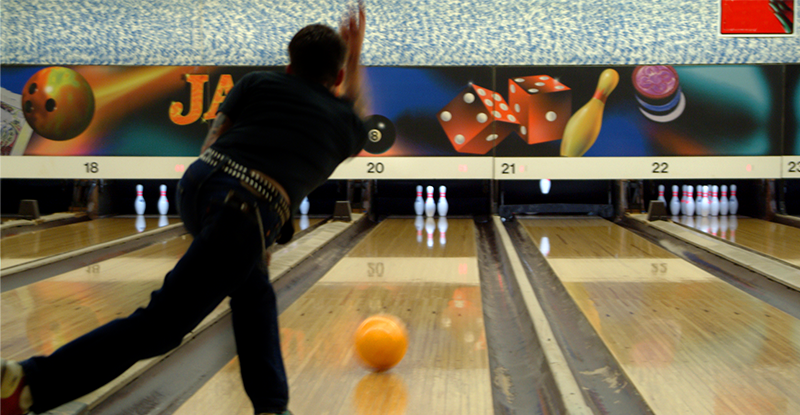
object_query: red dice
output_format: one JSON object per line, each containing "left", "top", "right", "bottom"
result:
{"left": 508, "top": 75, "right": 571, "bottom": 145}
{"left": 437, "top": 83, "right": 520, "bottom": 154}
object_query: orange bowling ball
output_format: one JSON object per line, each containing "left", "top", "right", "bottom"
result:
{"left": 354, "top": 315, "right": 408, "bottom": 371}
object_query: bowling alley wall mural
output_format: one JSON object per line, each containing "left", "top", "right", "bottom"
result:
{"left": 0, "top": 64, "right": 792, "bottom": 158}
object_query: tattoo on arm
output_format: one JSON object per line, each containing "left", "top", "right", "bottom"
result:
{"left": 200, "top": 113, "right": 232, "bottom": 154}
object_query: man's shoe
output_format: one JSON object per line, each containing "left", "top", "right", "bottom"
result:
{"left": 1, "top": 358, "right": 32, "bottom": 415}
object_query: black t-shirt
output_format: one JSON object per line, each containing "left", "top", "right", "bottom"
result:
{"left": 212, "top": 71, "right": 368, "bottom": 214}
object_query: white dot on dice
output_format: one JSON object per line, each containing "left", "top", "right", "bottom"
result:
{"left": 486, "top": 134, "right": 498, "bottom": 141}
{"left": 507, "top": 114, "right": 516, "bottom": 122}
{"left": 463, "top": 93, "right": 475, "bottom": 104}
{"left": 528, "top": 88, "right": 539, "bottom": 94}
{"left": 484, "top": 99, "right": 494, "bottom": 107}
{"left": 440, "top": 111, "right": 452, "bottom": 122}
{"left": 455, "top": 134, "right": 465, "bottom": 145}
{"left": 521, "top": 126, "right": 527, "bottom": 135}
{"left": 546, "top": 111, "right": 557, "bottom": 121}
{"left": 477, "top": 113, "right": 488, "bottom": 123}
{"left": 500, "top": 103, "right": 508, "bottom": 111}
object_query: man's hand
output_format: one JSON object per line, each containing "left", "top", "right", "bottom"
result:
{"left": 339, "top": 1, "right": 367, "bottom": 118}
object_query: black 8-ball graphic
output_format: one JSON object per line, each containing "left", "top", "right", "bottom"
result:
{"left": 363, "top": 114, "right": 395, "bottom": 154}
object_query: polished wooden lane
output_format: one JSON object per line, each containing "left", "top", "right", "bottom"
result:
{"left": 696, "top": 217, "right": 799, "bottom": 267}
{"left": 174, "top": 218, "right": 492, "bottom": 415}
{"left": 1, "top": 233, "right": 192, "bottom": 360}
{"left": 1, "top": 217, "right": 178, "bottom": 270}
{"left": 522, "top": 217, "right": 800, "bottom": 415}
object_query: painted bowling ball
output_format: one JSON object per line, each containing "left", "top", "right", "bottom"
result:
{"left": 354, "top": 314, "right": 408, "bottom": 371}
{"left": 22, "top": 66, "right": 95, "bottom": 141}
{"left": 362, "top": 114, "right": 395, "bottom": 154}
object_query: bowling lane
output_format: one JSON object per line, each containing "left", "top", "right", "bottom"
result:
{"left": 697, "top": 217, "right": 799, "bottom": 267}
{"left": 1, "top": 217, "right": 178, "bottom": 271}
{"left": 174, "top": 218, "right": 492, "bottom": 415}
{"left": 1, "top": 234, "right": 191, "bottom": 361}
{"left": 522, "top": 217, "right": 800, "bottom": 415}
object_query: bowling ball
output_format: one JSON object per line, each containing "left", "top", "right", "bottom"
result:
{"left": 354, "top": 314, "right": 408, "bottom": 371}
{"left": 362, "top": 114, "right": 395, "bottom": 154}
{"left": 22, "top": 66, "right": 95, "bottom": 141}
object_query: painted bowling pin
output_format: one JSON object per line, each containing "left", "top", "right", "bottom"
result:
{"left": 685, "top": 185, "right": 695, "bottom": 216}
{"left": 719, "top": 185, "right": 729, "bottom": 216}
{"left": 560, "top": 69, "right": 619, "bottom": 157}
{"left": 158, "top": 184, "right": 169, "bottom": 215}
{"left": 437, "top": 186, "right": 448, "bottom": 217}
{"left": 729, "top": 184, "right": 738, "bottom": 215}
{"left": 680, "top": 185, "right": 687, "bottom": 215}
{"left": 670, "top": 185, "right": 681, "bottom": 216}
{"left": 414, "top": 185, "right": 424, "bottom": 216}
{"left": 299, "top": 197, "right": 310, "bottom": 215}
{"left": 134, "top": 184, "right": 146, "bottom": 215}
{"left": 540, "top": 179, "right": 551, "bottom": 195}
{"left": 701, "top": 185, "right": 710, "bottom": 217}
{"left": 657, "top": 185, "right": 666, "bottom": 204}
{"left": 425, "top": 186, "right": 436, "bottom": 217}
{"left": 710, "top": 185, "right": 719, "bottom": 216}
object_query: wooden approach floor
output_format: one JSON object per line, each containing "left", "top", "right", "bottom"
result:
{"left": 522, "top": 217, "right": 800, "bottom": 415}
{"left": 677, "top": 216, "right": 800, "bottom": 267}
{"left": 0, "top": 217, "right": 178, "bottom": 270}
{"left": 174, "top": 218, "right": 492, "bottom": 415}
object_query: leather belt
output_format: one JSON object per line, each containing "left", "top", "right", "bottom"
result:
{"left": 200, "top": 148, "right": 291, "bottom": 226}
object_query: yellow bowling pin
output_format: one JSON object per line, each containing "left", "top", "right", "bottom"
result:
{"left": 560, "top": 69, "right": 619, "bottom": 157}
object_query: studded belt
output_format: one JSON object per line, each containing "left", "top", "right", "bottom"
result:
{"left": 200, "top": 148, "right": 291, "bottom": 226}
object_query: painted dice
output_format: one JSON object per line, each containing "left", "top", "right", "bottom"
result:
{"left": 508, "top": 75, "right": 571, "bottom": 145}
{"left": 438, "top": 83, "right": 520, "bottom": 155}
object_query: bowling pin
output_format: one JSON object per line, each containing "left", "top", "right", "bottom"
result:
{"left": 701, "top": 185, "right": 710, "bottom": 217}
{"left": 540, "top": 179, "right": 551, "bottom": 195}
{"left": 437, "top": 186, "right": 449, "bottom": 217}
{"left": 438, "top": 217, "right": 448, "bottom": 245}
{"left": 719, "top": 185, "right": 729, "bottom": 216}
{"left": 670, "top": 185, "right": 681, "bottom": 216}
{"left": 135, "top": 215, "right": 146, "bottom": 232}
{"left": 414, "top": 185, "right": 424, "bottom": 216}
{"left": 657, "top": 184, "right": 666, "bottom": 204}
{"left": 729, "top": 184, "right": 738, "bottom": 215}
{"left": 560, "top": 69, "right": 619, "bottom": 157}
{"left": 415, "top": 215, "right": 424, "bottom": 243}
{"left": 425, "top": 186, "right": 436, "bottom": 217}
{"left": 539, "top": 236, "right": 550, "bottom": 257}
{"left": 710, "top": 185, "right": 719, "bottom": 216}
{"left": 425, "top": 217, "right": 435, "bottom": 248}
{"left": 158, "top": 184, "right": 169, "bottom": 215}
{"left": 685, "top": 186, "right": 695, "bottom": 216}
{"left": 158, "top": 215, "right": 169, "bottom": 228}
{"left": 300, "top": 196, "right": 310, "bottom": 215}
{"left": 300, "top": 214, "right": 310, "bottom": 231}
{"left": 135, "top": 184, "right": 146, "bottom": 215}
{"left": 680, "top": 185, "right": 687, "bottom": 215}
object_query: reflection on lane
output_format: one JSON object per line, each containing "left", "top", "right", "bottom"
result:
{"left": 523, "top": 217, "right": 800, "bottom": 415}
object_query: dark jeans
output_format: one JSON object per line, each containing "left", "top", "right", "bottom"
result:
{"left": 21, "top": 158, "right": 289, "bottom": 414}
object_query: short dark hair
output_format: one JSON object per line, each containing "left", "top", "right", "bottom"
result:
{"left": 288, "top": 24, "right": 346, "bottom": 86}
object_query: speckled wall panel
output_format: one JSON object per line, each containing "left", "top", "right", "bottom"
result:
{"left": 2, "top": 0, "right": 798, "bottom": 66}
